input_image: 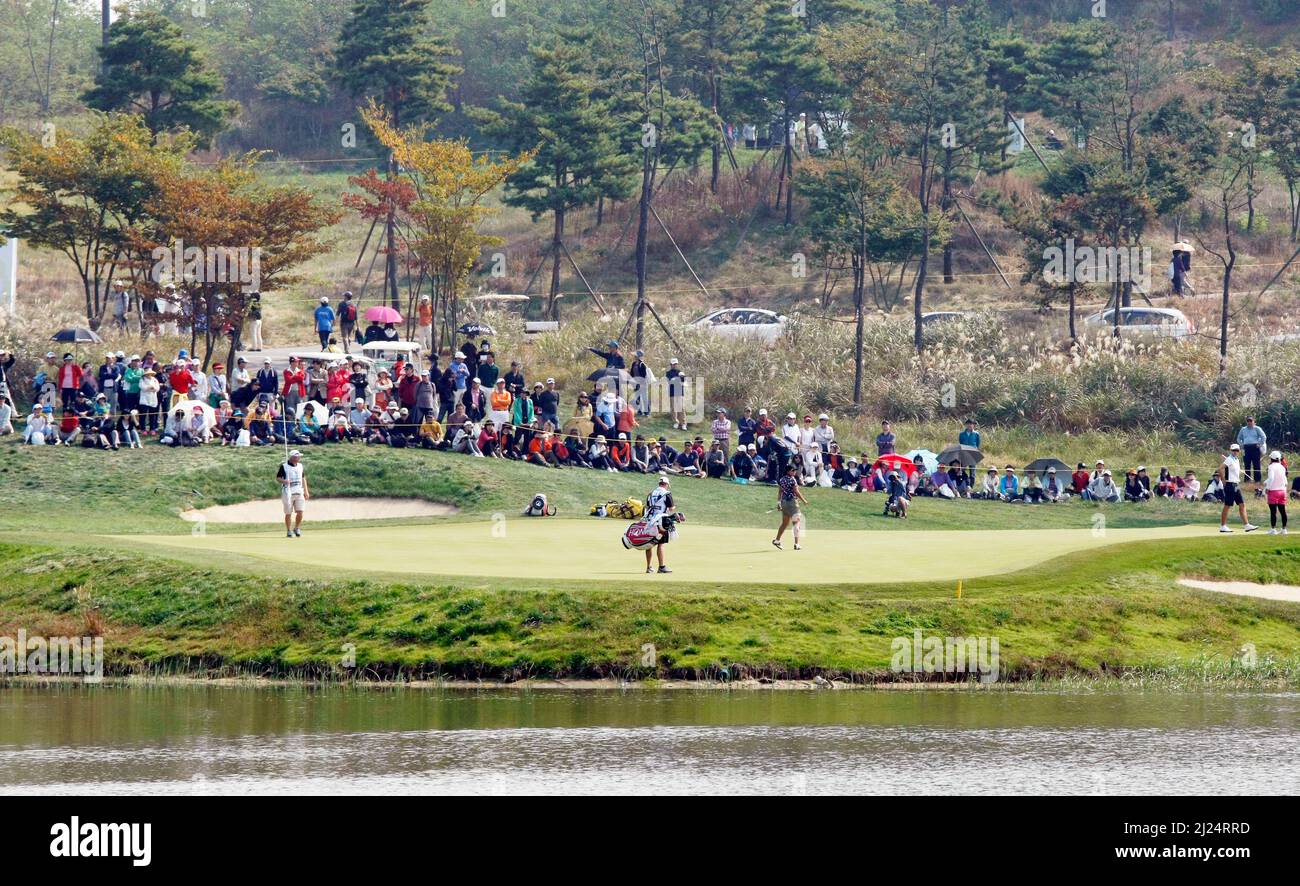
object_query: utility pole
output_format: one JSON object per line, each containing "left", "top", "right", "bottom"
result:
{"left": 102, "top": 0, "right": 110, "bottom": 45}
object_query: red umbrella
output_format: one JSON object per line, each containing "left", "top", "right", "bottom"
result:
{"left": 364, "top": 306, "right": 403, "bottom": 324}
{"left": 872, "top": 453, "right": 918, "bottom": 478}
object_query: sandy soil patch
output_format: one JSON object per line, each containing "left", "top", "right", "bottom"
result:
{"left": 182, "top": 497, "right": 457, "bottom": 524}
{"left": 1179, "top": 578, "right": 1300, "bottom": 603}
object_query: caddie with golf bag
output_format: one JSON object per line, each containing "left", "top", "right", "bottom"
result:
{"left": 622, "top": 476, "right": 684, "bottom": 574}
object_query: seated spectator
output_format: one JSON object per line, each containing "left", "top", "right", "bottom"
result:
{"left": 528, "top": 428, "right": 563, "bottom": 468}
{"left": 1085, "top": 469, "right": 1120, "bottom": 502}
{"left": 1043, "top": 468, "right": 1067, "bottom": 502}
{"left": 1155, "top": 467, "right": 1177, "bottom": 497}
{"left": 630, "top": 435, "right": 651, "bottom": 473}
{"left": 1202, "top": 472, "right": 1224, "bottom": 503}
{"left": 705, "top": 442, "right": 728, "bottom": 479}
{"left": 999, "top": 466, "right": 1022, "bottom": 502}
{"left": 1071, "top": 462, "right": 1090, "bottom": 495}
{"left": 1024, "top": 470, "right": 1045, "bottom": 503}
{"left": 419, "top": 412, "right": 445, "bottom": 450}
{"left": 731, "top": 444, "right": 757, "bottom": 482}
{"left": 478, "top": 420, "right": 501, "bottom": 457}
{"left": 1124, "top": 469, "right": 1150, "bottom": 502}
{"left": 977, "top": 468, "right": 999, "bottom": 499}
{"left": 610, "top": 433, "right": 631, "bottom": 471}
{"left": 946, "top": 461, "right": 971, "bottom": 497}
{"left": 0, "top": 395, "right": 15, "bottom": 436}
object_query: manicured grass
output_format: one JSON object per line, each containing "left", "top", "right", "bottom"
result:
{"left": 0, "top": 436, "right": 1238, "bottom": 536}
{"left": 1, "top": 436, "right": 1297, "bottom": 683}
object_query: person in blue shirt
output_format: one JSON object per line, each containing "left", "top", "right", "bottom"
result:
{"left": 451, "top": 352, "right": 471, "bottom": 392}
{"left": 999, "top": 465, "right": 1022, "bottom": 501}
{"left": 313, "top": 297, "right": 335, "bottom": 349}
{"left": 875, "top": 420, "right": 895, "bottom": 456}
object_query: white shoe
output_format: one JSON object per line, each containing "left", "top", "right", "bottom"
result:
{"left": 1219, "top": 525, "right": 1232, "bottom": 533}
{"left": 1268, "top": 528, "right": 1278, "bottom": 535}
{"left": 1283, "top": 528, "right": 1289, "bottom": 536}
{"left": 1244, "top": 524, "right": 1258, "bottom": 533}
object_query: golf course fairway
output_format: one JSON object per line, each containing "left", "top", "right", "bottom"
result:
{"left": 117, "top": 519, "right": 1218, "bottom": 586}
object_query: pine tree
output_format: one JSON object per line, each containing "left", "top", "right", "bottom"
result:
{"left": 336, "top": 0, "right": 459, "bottom": 310}
{"left": 478, "top": 38, "right": 637, "bottom": 321}
{"left": 82, "top": 10, "right": 235, "bottom": 147}
{"left": 733, "top": 0, "right": 841, "bottom": 226}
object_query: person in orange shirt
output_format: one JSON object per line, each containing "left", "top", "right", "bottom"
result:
{"left": 416, "top": 295, "right": 433, "bottom": 352}
{"left": 609, "top": 432, "right": 631, "bottom": 471}
{"left": 489, "top": 378, "right": 513, "bottom": 431}
{"left": 528, "top": 427, "right": 562, "bottom": 468}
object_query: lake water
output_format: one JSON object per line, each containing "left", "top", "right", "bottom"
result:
{"left": 1, "top": 685, "right": 1296, "bottom": 795}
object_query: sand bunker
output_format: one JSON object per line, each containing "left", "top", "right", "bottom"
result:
{"left": 182, "top": 498, "right": 457, "bottom": 524}
{"left": 1179, "top": 578, "right": 1300, "bottom": 603}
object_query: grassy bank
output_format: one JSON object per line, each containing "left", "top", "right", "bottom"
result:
{"left": 1, "top": 536, "right": 1298, "bottom": 684}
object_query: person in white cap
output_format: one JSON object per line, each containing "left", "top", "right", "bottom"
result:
{"left": 277, "top": 450, "right": 310, "bottom": 538}
{"left": 1265, "top": 450, "right": 1288, "bottom": 535}
{"left": 643, "top": 476, "right": 676, "bottom": 573}
{"left": 314, "top": 296, "right": 335, "bottom": 349}
{"left": 1219, "top": 443, "right": 1257, "bottom": 533}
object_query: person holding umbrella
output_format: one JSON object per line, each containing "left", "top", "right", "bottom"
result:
{"left": 958, "top": 419, "right": 981, "bottom": 486}
{"left": 277, "top": 450, "right": 310, "bottom": 538}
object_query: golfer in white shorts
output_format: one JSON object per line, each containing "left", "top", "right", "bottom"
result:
{"left": 277, "top": 449, "right": 310, "bottom": 537}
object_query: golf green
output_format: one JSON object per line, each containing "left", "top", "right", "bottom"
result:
{"left": 116, "top": 519, "right": 1220, "bottom": 585}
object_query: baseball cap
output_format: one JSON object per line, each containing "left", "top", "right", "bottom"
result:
{"left": 786, "top": 412, "right": 796, "bottom": 419}
{"left": 546, "top": 378, "right": 555, "bottom": 384}
{"left": 669, "top": 357, "right": 679, "bottom": 364}
{"left": 1230, "top": 443, "right": 1241, "bottom": 451}
{"left": 1270, "top": 450, "right": 1282, "bottom": 461}
{"left": 758, "top": 408, "right": 767, "bottom": 416}
{"left": 289, "top": 449, "right": 303, "bottom": 458}
{"left": 320, "top": 296, "right": 329, "bottom": 303}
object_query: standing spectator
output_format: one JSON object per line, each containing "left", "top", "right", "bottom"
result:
{"left": 537, "top": 378, "right": 560, "bottom": 428}
{"left": 628, "top": 349, "right": 652, "bottom": 416}
{"left": 959, "top": 418, "right": 981, "bottom": 485}
{"left": 415, "top": 371, "right": 437, "bottom": 422}
{"left": 397, "top": 364, "right": 420, "bottom": 418}
{"left": 167, "top": 360, "right": 194, "bottom": 410}
{"left": 337, "top": 292, "right": 358, "bottom": 352}
{"left": 813, "top": 414, "right": 835, "bottom": 455}
{"left": 110, "top": 280, "right": 130, "bottom": 330}
{"left": 711, "top": 408, "right": 732, "bottom": 455}
{"left": 416, "top": 295, "right": 433, "bottom": 353}
{"left": 254, "top": 358, "right": 278, "bottom": 400}
{"left": 281, "top": 356, "right": 306, "bottom": 415}
{"left": 0, "top": 349, "right": 14, "bottom": 401}
{"left": 665, "top": 358, "right": 686, "bottom": 430}
{"left": 503, "top": 361, "right": 526, "bottom": 396}
{"left": 737, "top": 407, "right": 757, "bottom": 449}
{"left": 246, "top": 292, "right": 264, "bottom": 351}
{"left": 139, "top": 369, "right": 160, "bottom": 434}
{"left": 478, "top": 351, "right": 501, "bottom": 389}
{"left": 875, "top": 420, "right": 896, "bottom": 456}
{"left": 435, "top": 367, "right": 456, "bottom": 422}
{"left": 97, "top": 354, "right": 120, "bottom": 416}
{"left": 589, "top": 340, "right": 625, "bottom": 369}
{"left": 313, "top": 296, "right": 335, "bottom": 349}
{"left": 1236, "top": 417, "right": 1267, "bottom": 484}
{"left": 1266, "top": 451, "right": 1288, "bottom": 535}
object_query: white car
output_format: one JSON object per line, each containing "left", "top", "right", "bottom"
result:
{"left": 1083, "top": 307, "right": 1195, "bottom": 340}
{"left": 690, "top": 308, "right": 788, "bottom": 342}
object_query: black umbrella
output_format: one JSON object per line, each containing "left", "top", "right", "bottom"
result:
{"left": 51, "top": 328, "right": 102, "bottom": 344}
{"left": 458, "top": 322, "right": 495, "bottom": 337}
{"left": 1025, "top": 457, "right": 1071, "bottom": 474}
{"left": 586, "top": 367, "right": 632, "bottom": 384}
{"left": 937, "top": 444, "right": 983, "bottom": 467}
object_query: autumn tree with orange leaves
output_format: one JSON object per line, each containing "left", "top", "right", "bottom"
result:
{"left": 356, "top": 102, "right": 531, "bottom": 351}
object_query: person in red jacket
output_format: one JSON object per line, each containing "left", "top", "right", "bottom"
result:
{"left": 1071, "top": 462, "right": 1090, "bottom": 495}
{"left": 167, "top": 362, "right": 194, "bottom": 410}
{"left": 396, "top": 364, "right": 420, "bottom": 416}
{"left": 57, "top": 354, "right": 83, "bottom": 411}
{"left": 281, "top": 357, "right": 307, "bottom": 413}
{"left": 609, "top": 433, "right": 631, "bottom": 470}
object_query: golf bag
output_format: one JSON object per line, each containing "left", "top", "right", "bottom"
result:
{"left": 522, "top": 493, "right": 556, "bottom": 517}
{"left": 621, "top": 512, "right": 684, "bottom": 550}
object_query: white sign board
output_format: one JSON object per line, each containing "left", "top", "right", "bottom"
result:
{"left": 0, "top": 239, "right": 16, "bottom": 312}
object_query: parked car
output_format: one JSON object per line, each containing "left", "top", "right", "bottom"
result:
{"left": 920, "top": 311, "right": 971, "bottom": 327}
{"left": 689, "top": 308, "right": 788, "bottom": 342}
{"left": 1083, "top": 307, "right": 1195, "bottom": 340}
